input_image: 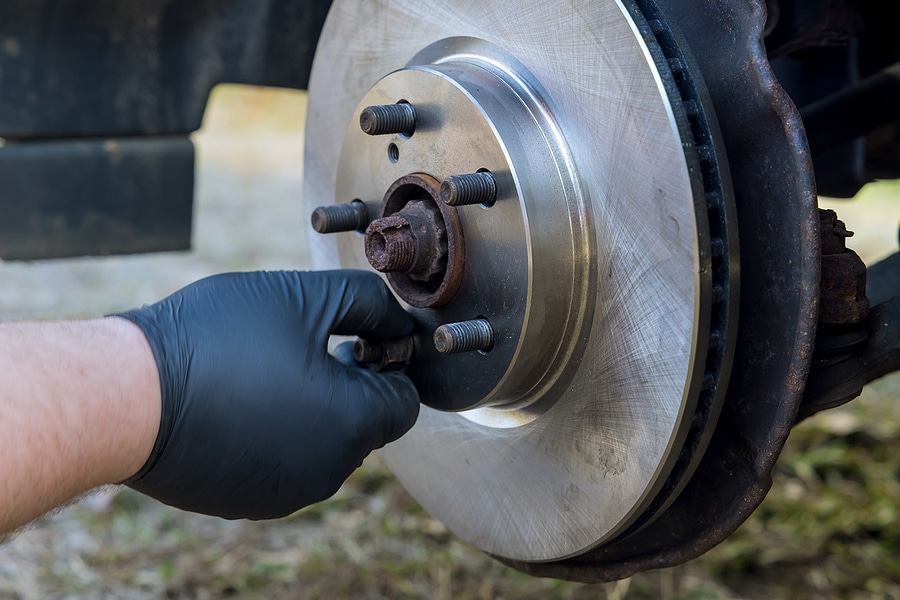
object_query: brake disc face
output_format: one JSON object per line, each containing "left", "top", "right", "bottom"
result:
{"left": 305, "top": 0, "right": 736, "bottom": 562}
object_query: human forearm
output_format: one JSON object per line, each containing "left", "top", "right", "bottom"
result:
{"left": 0, "top": 270, "right": 419, "bottom": 532}
{"left": 0, "top": 318, "right": 160, "bottom": 533}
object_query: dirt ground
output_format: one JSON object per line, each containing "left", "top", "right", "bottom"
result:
{"left": 0, "top": 86, "right": 899, "bottom": 599}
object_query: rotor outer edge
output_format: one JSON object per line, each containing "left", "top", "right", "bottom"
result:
{"left": 502, "top": 0, "right": 819, "bottom": 581}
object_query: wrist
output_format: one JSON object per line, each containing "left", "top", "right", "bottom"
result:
{"left": 99, "top": 317, "right": 162, "bottom": 483}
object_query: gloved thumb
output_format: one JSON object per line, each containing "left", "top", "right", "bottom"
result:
{"left": 346, "top": 367, "right": 420, "bottom": 449}
{"left": 331, "top": 340, "right": 358, "bottom": 367}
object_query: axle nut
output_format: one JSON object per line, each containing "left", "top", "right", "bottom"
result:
{"left": 364, "top": 215, "right": 416, "bottom": 273}
{"left": 364, "top": 173, "right": 465, "bottom": 308}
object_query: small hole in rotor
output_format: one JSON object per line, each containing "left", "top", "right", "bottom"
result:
{"left": 388, "top": 143, "right": 400, "bottom": 163}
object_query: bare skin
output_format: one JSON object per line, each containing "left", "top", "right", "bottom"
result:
{"left": 0, "top": 318, "right": 160, "bottom": 534}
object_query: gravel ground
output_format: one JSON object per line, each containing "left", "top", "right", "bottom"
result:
{"left": 1, "top": 85, "right": 899, "bottom": 599}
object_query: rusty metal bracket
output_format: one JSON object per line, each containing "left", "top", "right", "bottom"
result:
{"left": 796, "top": 209, "right": 871, "bottom": 420}
{"left": 796, "top": 205, "right": 900, "bottom": 423}
{"left": 798, "top": 292, "right": 900, "bottom": 422}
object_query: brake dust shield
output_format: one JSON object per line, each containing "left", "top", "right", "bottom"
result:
{"left": 304, "top": 0, "right": 737, "bottom": 563}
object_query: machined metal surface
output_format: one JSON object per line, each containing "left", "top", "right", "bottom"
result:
{"left": 332, "top": 61, "right": 592, "bottom": 414}
{"left": 305, "top": 0, "right": 735, "bottom": 563}
{"left": 507, "top": 0, "right": 818, "bottom": 581}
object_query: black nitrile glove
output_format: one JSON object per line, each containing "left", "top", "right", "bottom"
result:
{"left": 116, "top": 270, "right": 419, "bottom": 520}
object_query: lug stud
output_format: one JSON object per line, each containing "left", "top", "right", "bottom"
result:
{"left": 311, "top": 200, "right": 369, "bottom": 233}
{"left": 440, "top": 172, "right": 497, "bottom": 207}
{"left": 433, "top": 318, "right": 494, "bottom": 355}
{"left": 353, "top": 337, "right": 414, "bottom": 372}
{"left": 359, "top": 103, "right": 416, "bottom": 136}
{"left": 353, "top": 338, "right": 384, "bottom": 364}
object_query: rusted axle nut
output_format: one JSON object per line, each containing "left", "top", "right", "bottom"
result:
{"left": 364, "top": 173, "right": 464, "bottom": 309}
{"left": 364, "top": 197, "right": 448, "bottom": 283}
{"left": 364, "top": 215, "right": 417, "bottom": 272}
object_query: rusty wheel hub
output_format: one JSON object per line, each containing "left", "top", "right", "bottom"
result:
{"left": 364, "top": 173, "right": 464, "bottom": 309}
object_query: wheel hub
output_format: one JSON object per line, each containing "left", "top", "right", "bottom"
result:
{"left": 363, "top": 172, "right": 463, "bottom": 309}
{"left": 335, "top": 52, "right": 590, "bottom": 413}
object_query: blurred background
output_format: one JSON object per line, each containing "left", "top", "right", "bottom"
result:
{"left": 0, "top": 85, "right": 898, "bottom": 599}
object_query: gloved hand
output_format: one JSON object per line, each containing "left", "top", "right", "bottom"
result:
{"left": 116, "top": 270, "right": 419, "bottom": 520}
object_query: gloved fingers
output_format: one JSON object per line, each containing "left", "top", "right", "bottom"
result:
{"left": 311, "top": 270, "right": 414, "bottom": 341}
{"left": 377, "top": 371, "right": 420, "bottom": 443}
{"left": 331, "top": 340, "right": 358, "bottom": 367}
{"left": 344, "top": 368, "right": 420, "bottom": 450}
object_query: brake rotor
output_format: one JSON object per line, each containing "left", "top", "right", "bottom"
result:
{"left": 304, "top": 0, "right": 738, "bottom": 563}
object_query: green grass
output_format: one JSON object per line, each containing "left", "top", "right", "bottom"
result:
{"left": 8, "top": 381, "right": 899, "bottom": 600}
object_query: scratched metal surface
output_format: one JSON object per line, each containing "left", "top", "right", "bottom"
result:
{"left": 304, "top": 0, "right": 706, "bottom": 561}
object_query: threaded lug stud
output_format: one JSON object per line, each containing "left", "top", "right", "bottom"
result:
{"left": 311, "top": 200, "right": 369, "bottom": 234}
{"left": 433, "top": 318, "right": 494, "bottom": 355}
{"left": 440, "top": 172, "right": 497, "bottom": 207}
{"left": 353, "top": 337, "right": 414, "bottom": 372}
{"left": 353, "top": 338, "right": 384, "bottom": 364}
{"left": 359, "top": 103, "right": 416, "bottom": 136}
